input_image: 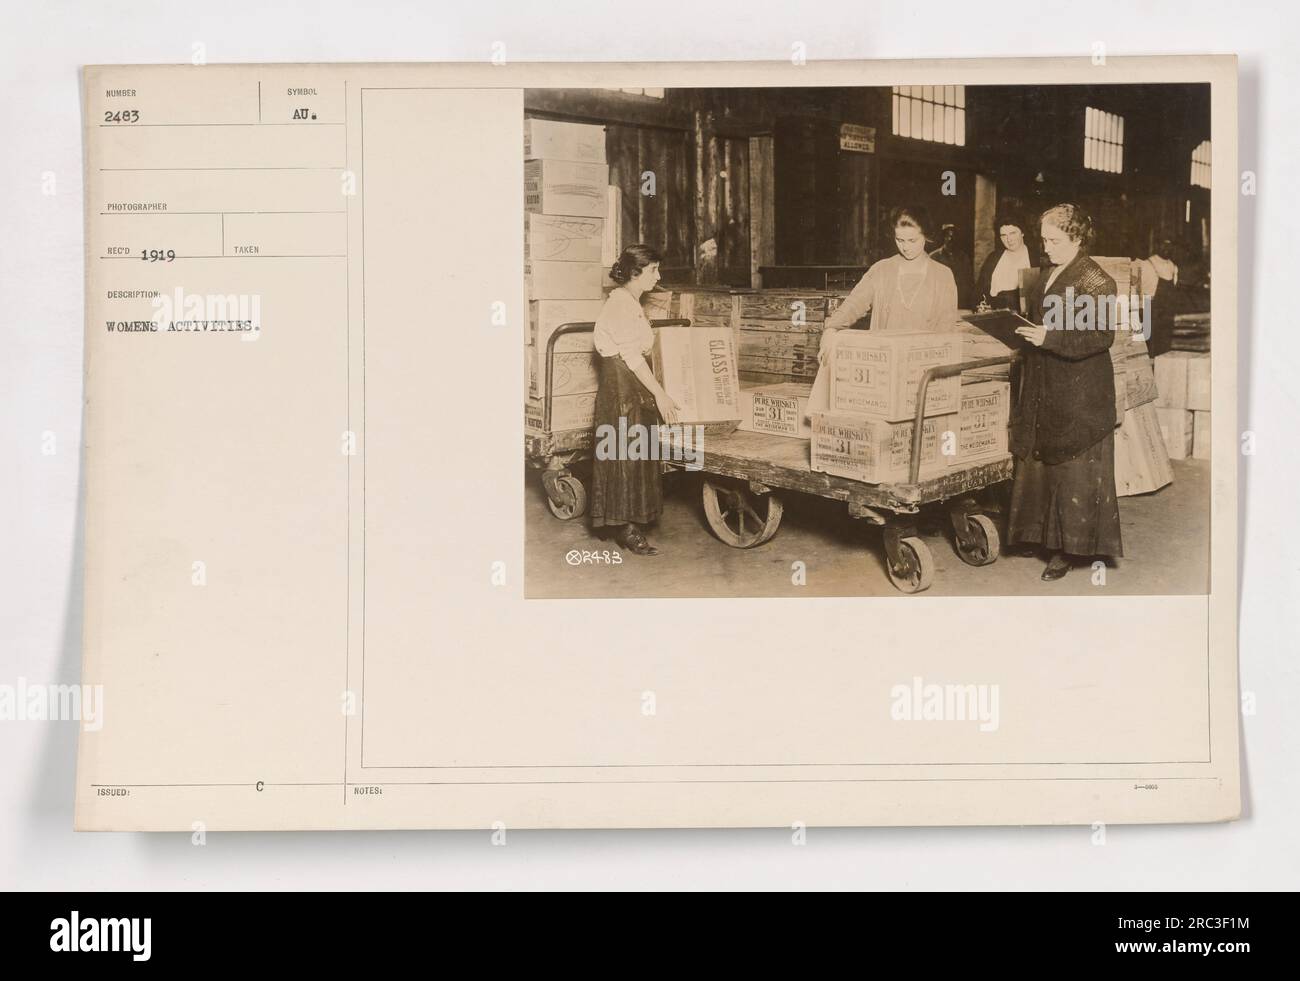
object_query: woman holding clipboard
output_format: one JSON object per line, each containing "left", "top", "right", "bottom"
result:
{"left": 1005, "top": 204, "right": 1123, "bottom": 582}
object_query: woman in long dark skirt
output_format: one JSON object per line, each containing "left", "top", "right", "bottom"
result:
{"left": 589, "top": 244, "right": 680, "bottom": 556}
{"left": 1009, "top": 204, "right": 1124, "bottom": 581}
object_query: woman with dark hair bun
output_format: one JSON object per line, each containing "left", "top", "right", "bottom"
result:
{"left": 588, "top": 244, "right": 680, "bottom": 556}
{"left": 817, "top": 204, "right": 958, "bottom": 361}
{"left": 1007, "top": 203, "right": 1123, "bottom": 581}
{"left": 975, "top": 214, "right": 1038, "bottom": 311}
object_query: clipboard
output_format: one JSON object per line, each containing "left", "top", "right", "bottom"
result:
{"left": 964, "top": 309, "right": 1038, "bottom": 350}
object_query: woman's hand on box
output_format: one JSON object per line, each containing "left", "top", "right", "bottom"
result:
{"left": 656, "top": 392, "right": 682, "bottom": 424}
{"left": 818, "top": 327, "right": 838, "bottom": 366}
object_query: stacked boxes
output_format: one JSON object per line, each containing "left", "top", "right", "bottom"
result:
{"left": 949, "top": 380, "right": 1011, "bottom": 468}
{"left": 1192, "top": 411, "right": 1211, "bottom": 460}
{"left": 1114, "top": 402, "right": 1174, "bottom": 495}
{"left": 810, "top": 329, "right": 989, "bottom": 484}
{"left": 523, "top": 118, "right": 609, "bottom": 433}
{"left": 811, "top": 413, "right": 947, "bottom": 483}
{"left": 524, "top": 118, "right": 606, "bottom": 164}
{"left": 1154, "top": 407, "right": 1194, "bottom": 460}
{"left": 737, "top": 292, "right": 830, "bottom": 383}
{"left": 1151, "top": 351, "right": 1211, "bottom": 461}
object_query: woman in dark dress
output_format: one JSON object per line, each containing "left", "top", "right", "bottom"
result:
{"left": 589, "top": 245, "right": 680, "bottom": 556}
{"left": 975, "top": 214, "right": 1037, "bottom": 312}
{"left": 1009, "top": 205, "right": 1123, "bottom": 581}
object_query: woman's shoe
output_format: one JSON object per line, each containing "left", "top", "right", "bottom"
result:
{"left": 1041, "top": 552, "right": 1071, "bottom": 581}
{"left": 618, "top": 524, "right": 660, "bottom": 556}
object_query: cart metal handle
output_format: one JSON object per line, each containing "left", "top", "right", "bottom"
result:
{"left": 908, "top": 356, "right": 1015, "bottom": 485}
{"left": 543, "top": 318, "right": 691, "bottom": 432}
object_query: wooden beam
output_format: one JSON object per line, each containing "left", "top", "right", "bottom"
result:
{"left": 748, "top": 135, "right": 775, "bottom": 289}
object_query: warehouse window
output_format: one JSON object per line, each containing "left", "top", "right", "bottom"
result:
{"left": 1083, "top": 107, "right": 1123, "bottom": 173}
{"left": 1190, "top": 140, "right": 1211, "bottom": 188}
{"left": 892, "top": 85, "right": 965, "bottom": 146}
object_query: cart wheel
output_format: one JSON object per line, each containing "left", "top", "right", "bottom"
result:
{"left": 885, "top": 536, "right": 935, "bottom": 593}
{"left": 954, "top": 513, "right": 1000, "bottom": 566}
{"left": 545, "top": 474, "right": 587, "bottom": 520}
{"left": 702, "top": 479, "right": 783, "bottom": 548}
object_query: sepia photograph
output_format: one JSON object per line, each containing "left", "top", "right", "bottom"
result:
{"left": 523, "top": 82, "right": 1213, "bottom": 597}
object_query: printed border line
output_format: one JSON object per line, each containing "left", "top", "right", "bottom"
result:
{"left": 350, "top": 84, "right": 1218, "bottom": 784}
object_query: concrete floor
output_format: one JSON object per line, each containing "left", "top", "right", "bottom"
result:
{"left": 525, "top": 458, "right": 1209, "bottom": 598}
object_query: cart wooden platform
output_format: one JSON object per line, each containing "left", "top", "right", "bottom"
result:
{"left": 663, "top": 424, "right": 1012, "bottom": 593}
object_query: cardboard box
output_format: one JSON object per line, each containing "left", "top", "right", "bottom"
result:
{"left": 1153, "top": 350, "right": 1210, "bottom": 410}
{"left": 652, "top": 326, "right": 741, "bottom": 427}
{"left": 529, "top": 350, "right": 600, "bottom": 400}
{"left": 737, "top": 382, "right": 814, "bottom": 439}
{"left": 1114, "top": 402, "right": 1173, "bottom": 496}
{"left": 830, "top": 330, "right": 963, "bottom": 422}
{"left": 811, "top": 410, "right": 949, "bottom": 484}
{"left": 1154, "top": 407, "right": 1194, "bottom": 460}
{"left": 1113, "top": 355, "right": 1158, "bottom": 417}
{"left": 1192, "top": 410, "right": 1211, "bottom": 460}
{"left": 529, "top": 299, "right": 602, "bottom": 354}
{"left": 525, "top": 392, "right": 597, "bottom": 434}
{"left": 524, "top": 118, "right": 607, "bottom": 164}
{"left": 946, "top": 380, "right": 1010, "bottom": 467}
{"left": 1153, "top": 351, "right": 1192, "bottom": 408}
{"left": 525, "top": 213, "right": 604, "bottom": 264}
{"left": 1187, "top": 353, "right": 1211, "bottom": 411}
{"left": 526, "top": 260, "right": 604, "bottom": 300}
{"left": 524, "top": 160, "right": 609, "bottom": 218}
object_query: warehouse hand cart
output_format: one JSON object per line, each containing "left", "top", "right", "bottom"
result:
{"left": 526, "top": 321, "right": 1014, "bottom": 593}
{"left": 665, "top": 356, "right": 1015, "bottom": 593}
{"left": 524, "top": 318, "right": 690, "bottom": 520}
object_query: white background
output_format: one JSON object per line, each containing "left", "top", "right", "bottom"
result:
{"left": 2, "top": 0, "right": 1296, "bottom": 889}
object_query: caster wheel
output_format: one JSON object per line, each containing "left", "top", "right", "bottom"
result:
{"left": 545, "top": 474, "right": 587, "bottom": 520}
{"left": 885, "top": 535, "right": 935, "bottom": 593}
{"left": 955, "top": 513, "right": 1000, "bottom": 566}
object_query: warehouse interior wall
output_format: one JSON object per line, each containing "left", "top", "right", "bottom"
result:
{"left": 524, "top": 82, "right": 1210, "bottom": 298}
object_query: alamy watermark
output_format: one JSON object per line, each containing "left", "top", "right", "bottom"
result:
{"left": 594, "top": 417, "right": 705, "bottom": 471}
{"left": 1043, "top": 289, "right": 1151, "bottom": 339}
{"left": 890, "top": 676, "right": 999, "bottom": 732}
{"left": 143, "top": 287, "right": 262, "bottom": 334}
{"left": 0, "top": 678, "right": 104, "bottom": 731}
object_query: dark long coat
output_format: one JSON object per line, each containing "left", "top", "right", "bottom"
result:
{"left": 1008, "top": 253, "right": 1118, "bottom": 465}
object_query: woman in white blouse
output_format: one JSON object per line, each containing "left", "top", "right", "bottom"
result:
{"left": 589, "top": 244, "right": 680, "bottom": 556}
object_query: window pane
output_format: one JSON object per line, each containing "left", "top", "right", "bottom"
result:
{"left": 912, "top": 97, "right": 922, "bottom": 137}
{"left": 923, "top": 100, "right": 933, "bottom": 141}
{"left": 923, "top": 85, "right": 933, "bottom": 104}
{"left": 956, "top": 107, "right": 965, "bottom": 146}
{"left": 893, "top": 93, "right": 900, "bottom": 135}
{"left": 945, "top": 104, "right": 955, "bottom": 144}
{"left": 956, "top": 84, "right": 965, "bottom": 108}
